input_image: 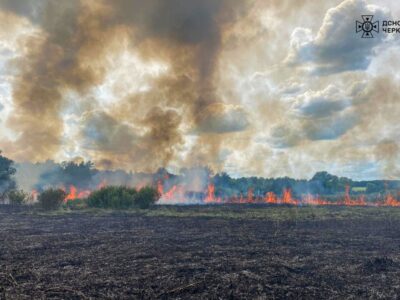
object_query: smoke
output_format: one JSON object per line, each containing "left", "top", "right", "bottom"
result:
{"left": 1, "top": 0, "right": 251, "bottom": 171}
{"left": 15, "top": 161, "right": 59, "bottom": 191}
{"left": 374, "top": 141, "right": 400, "bottom": 179}
{"left": 2, "top": 0, "right": 110, "bottom": 161}
{"left": 14, "top": 160, "right": 213, "bottom": 203}
{"left": 2, "top": 0, "right": 398, "bottom": 181}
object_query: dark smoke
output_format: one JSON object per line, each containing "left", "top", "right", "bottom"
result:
{"left": 2, "top": 0, "right": 251, "bottom": 171}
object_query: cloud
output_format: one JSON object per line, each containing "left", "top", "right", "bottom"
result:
{"left": 270, "top": 124, "right": 302, "bottom": 148}
{"left": 293, "top": 85, "right": 351, "bottom": 118}
{"left": 279, "top": 80, "right": 305, "bottom": 95}
{"left": 286, "top": 0, "right": 389, "bottom": 75}
{"left": 304, "top": 112, "right": 357, "bottom": 140}
{"left": 270, "top": 85, "right": 357, "bottom": 147}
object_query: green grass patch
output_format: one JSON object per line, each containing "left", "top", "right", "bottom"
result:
{"left": 352, "top": 187, "right": 367, "bottom": 192}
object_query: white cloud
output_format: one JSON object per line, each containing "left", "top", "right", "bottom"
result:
{"left": 286, "top": 0, "right": 390, "bottom": 75}
{"left": 293, "top": 85, "right": 351, "bottom": 118}
{"left": 269, "top": 85, "right": 357, "bottom": 147}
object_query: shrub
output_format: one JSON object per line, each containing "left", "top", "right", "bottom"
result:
{"left": 7, "top": 190, "right": 29, "bottom": 205}
{"left": 86, "top": 186, "right": 160, "bottom": 209}
{"left": 134, "top": 186, "right": 160, "bottom": 209}
{"left": 0, "top": 151, "right": 16, "bottom": 195}
{"left": 87, "top": 186, "right": 137, "bottom": 209}
{"left": 38, "top": 189, "right": 66, "bottom": 210}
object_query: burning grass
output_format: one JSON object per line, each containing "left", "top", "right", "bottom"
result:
{"left": 34, "top": 182, "right": 400, "bottom": 209}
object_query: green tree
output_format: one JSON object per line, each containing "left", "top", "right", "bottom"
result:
{"left": 38, "top": 189, "right": 66, "bottom": 210}
{"left": 134, "top": 186, "right": 160, "bottom": 209}
{"left": 40, "top": 160, "right": 96, "bottom": 189}
{"left": 61, "top": 161, "right": 96, "bottom": 188}
{"left": 0, "top": 151, "right": 16, "bottom": 200}
{"left": 7, "top": 190, "right": 29, "bottom": 205}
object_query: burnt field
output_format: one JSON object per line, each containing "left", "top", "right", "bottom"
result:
{"left": 1, "top": 205, "right": 400, "bottom": 299}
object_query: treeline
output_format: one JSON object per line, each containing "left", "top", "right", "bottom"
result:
{"left": 1, "top": 152, "right": 399, "bottom": 205}
{"left": 212, "top": 171, "right": 400, "bottom": 198}
{"left": 155, "top": 168, "right": 399, "bottom": 198}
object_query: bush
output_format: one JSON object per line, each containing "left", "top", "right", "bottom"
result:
{"left": 86, "top": 186, "right": 160, "bottom": 209}
{"left": 87, "top": 186, "right": 137, "bottom": 209}
{"left": 7, "top": 190, "right": 29, "bottom": 205}
{"left": 38, "top": 189, "right": 66, "bottom": 210}
{"left": 134, "top": 186, "right": 160, "bottom": 209}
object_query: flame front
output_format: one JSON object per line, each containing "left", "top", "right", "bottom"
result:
{"left": 157, "top": 182, "right": 400, "bottom": 207}
{"left": 64, "top": 185, "right": 91, "bottom": 202}
{"left": 31, "top": 181, "right": 400, "bottom": 207}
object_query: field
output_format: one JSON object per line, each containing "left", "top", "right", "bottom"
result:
{"left": 1, "top": 205, "right": 400, "bottom": 299}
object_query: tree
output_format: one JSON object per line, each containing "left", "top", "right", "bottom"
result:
{"left": 61, "top": 161, "right": 96, "bottom": 188}
{"left": 0, "top": 151, "right": 16, "bottom": 200}
{"left": 38, "top": 189, "right": 66, "bottom": 210}
{"left": 310, "top": 172, "right": 352, "bottom": 195}
{"left": 134, "top": 186, "right": 160, "bottom": 209}
{"left": 39, "top": 160, "right": 96, "bottom": 189}
{"left": 7, "top": 190, "right": 29, "bottom": 205}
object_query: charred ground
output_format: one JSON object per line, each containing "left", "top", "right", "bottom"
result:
{"left": 1, "top": 205, "right": 400, "bottom": 299}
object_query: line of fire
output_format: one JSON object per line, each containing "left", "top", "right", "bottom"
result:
{"left": 54, "top": 182, "right": 400, "bottom": 207}
{"left": 23, "top": 164, "right": 400, "bottom": 207}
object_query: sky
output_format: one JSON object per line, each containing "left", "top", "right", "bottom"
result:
{"left": 0, "top": 0, "right": 399, "bottom": 180}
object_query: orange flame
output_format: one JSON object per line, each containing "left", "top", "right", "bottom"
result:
{"left": 383, "top": 193, "right": 400, "bottom": 207}
{"left": 64, "top": 185, "right": 91, "bottom": 202}
{"left": 265, "top": 192, "right": 278, "bottom": 204}
{"left": 31, "top": 180, "right": 400, "bottom": 208}
{"left": 281, "top": 189, "right": 298, "bottom": 205}
{"left": 157, "top": 180, "right": 164, "bottom": 195}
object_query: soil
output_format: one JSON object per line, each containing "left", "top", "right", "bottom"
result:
{"left": 1, "top": 205, "right": 400, "bottom": 299}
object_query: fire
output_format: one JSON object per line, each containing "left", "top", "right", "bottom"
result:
{"left": 282, "top": 188, "right": 298, "bottom": 205}
{"left": 64, "top": 185, "right": 91, "bottom": 202}
{"left": 160, "top": 185, "right": 186, "bottom": 203}
{"left": 31, "top": 180, "right": 400, "bottom": 208}
{"left": 65, "top": 185, "right": 77, "bottom": 201}
{"left": 157, "top": 180, "right": 164, "bottom": 195}
{"left": 384, "top": 193, "right": 400, "bottom": 207}
{"left": 66, "top": 180, "right": 106, "bottom": 202}
{"left": 344, "top": 185, "right": 351, "bottom": 206}
{"left": 204, "top": 183, "right": 215, "bottom": 203}
{"left": 156, "top": 183, "right": 400, "bottom": 207}
{"left": 247, "top": 188, "right": 254, "bottom": 203}
{"left": 30, "top": 190, "right": 39, "bottom": 202}
{"left": 204, "top": 183, "right": 222, "bottom": 203}
{"left": 265, "top": 192, "right": 278, "bottom": 204}
{"left": 302, "top": 194, "right": 329, "bottom": 206}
